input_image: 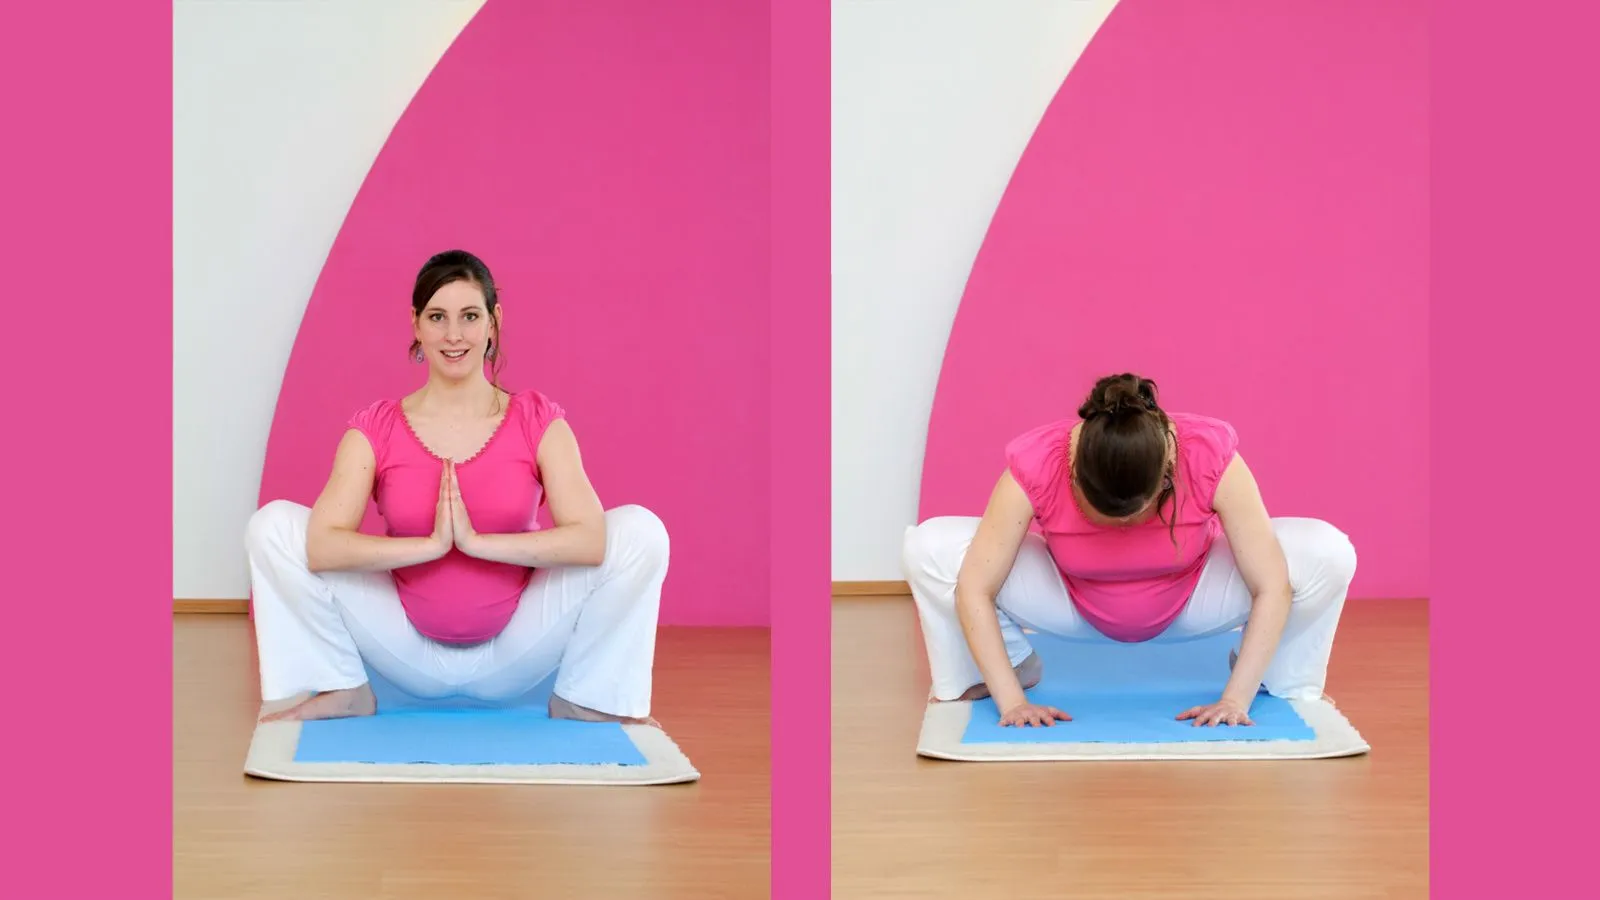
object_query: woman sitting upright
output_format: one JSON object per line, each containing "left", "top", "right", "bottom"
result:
{"left": 247, "top": 250, "right": 668, "bottom": 726}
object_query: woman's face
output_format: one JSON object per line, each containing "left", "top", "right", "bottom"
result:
{"left": 414, "top": 280, "right": 497, "bottom": 378}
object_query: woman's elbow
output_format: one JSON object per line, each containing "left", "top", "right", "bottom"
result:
{"left": 304, "top": 530, "right": 335, "bottom": 572}
{"left": 585, "top": 522, "right": 608, "bottom": 566}
{"left": 953, "top": 577, "right": 994, "bottom": 616}
{"left": 1251, "top": 579, "right": 1293, "bottom": 607}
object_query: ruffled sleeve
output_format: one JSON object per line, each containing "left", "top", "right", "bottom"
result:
{"left": 518, "top": 389, "right": 568, "bottom": 454}
{"left": 1178, "top": 414, "right": 1240, "bottom": 512}
{"left": 1004, "top": 419, "right": 1073, "bottom": 522}
{"left": 347, "top": 399, "right": 399, "bottom": 469}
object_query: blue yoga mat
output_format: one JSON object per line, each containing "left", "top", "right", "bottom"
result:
{"left": 294, "top": 708, "right": 648, "bottom": 766}
{"left": 960, "top": 631, "right": 1317, "bottom": 744}
{"left": 291, "top": 665, "right": 647, "bottom": 767}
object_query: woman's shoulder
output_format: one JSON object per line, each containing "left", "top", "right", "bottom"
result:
{"left": 1004, "top": 417, "right": 1076, "bottom": 516}
{"left": 1005, "top": 417, "right": 1075, "bottom": 467}
{"left": 348, "top": 397, "right": 402, "bottom": 432}
{"left": 341, "top": 398, "right": 407, "bottom": 463}
{"left": 1169, "top": 412, "right": 1239, "bottom": 467}
{"left": 506, "top": 388, "right": 569, "bottom": 446}
{"left": 1011, "top": 415, "right": 1076, "bottom": 445}
{"left": 507, "top": 388, "right": 566, "bottom": 419}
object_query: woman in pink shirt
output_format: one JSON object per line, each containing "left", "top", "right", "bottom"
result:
{"left": 245, "top": 250, "right": 667, "bottom": 726}
{"left": 902, "top": 373, "right": 1356, "bottom": 729}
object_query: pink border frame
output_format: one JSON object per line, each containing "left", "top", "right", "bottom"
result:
{"left": 1431, "top": 1, "right": 1600, "bottom": 895}
{"left": 7, "top": 3, "right": 176, "bottom": 896}
{"left": 770, "top": 0, "right": 831, "bottom": 896}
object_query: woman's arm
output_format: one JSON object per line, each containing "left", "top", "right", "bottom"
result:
{"left": 455, "top": 419, "right": 609, "bottom": 567}
{"left": 1208, "top": 453, "right": 1293, "bottom": 710}
{"left": 305, "top": 430, "right": 451, "bottom": 572}
{"left": 953, "top": 471, "right": 1039, "bottom": 714}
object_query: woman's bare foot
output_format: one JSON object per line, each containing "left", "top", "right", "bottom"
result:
{"left": 941, "top": 651, "right": 1043, "bottom": 702}
{"left": 260, "top": 684, "right": 377, "bottom": 722}
{"left": 549, "top": 693, "right": 659, "bottom": 728}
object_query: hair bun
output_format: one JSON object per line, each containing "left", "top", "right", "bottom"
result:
{"left": 1078, "top": 373, "right": 1160, "bottom": 421}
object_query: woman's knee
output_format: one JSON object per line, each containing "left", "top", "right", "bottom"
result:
{"left": 901, "top": 517, "right": 975, "bottom": 582}
{"left": 245, "top": 499, "right": 306, "bottom": 553}
{"left": 604, "top": 504, "right": 670, "bottom": 570}
{"left": 1278, "top": 518, "right": 1357, "bottom": 591}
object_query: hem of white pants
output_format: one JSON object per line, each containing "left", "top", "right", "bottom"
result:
{"left": 1265, "top": 686, "right": 1325, "bottom": 703}
{"left": 260, "top": 675, "right": 370, "bottom": 705}
{"left": 551, "top": 684, "right": 650, "bottom": 720}
{"left": 929, "top": 644, "right": 1037, "bottom": 703}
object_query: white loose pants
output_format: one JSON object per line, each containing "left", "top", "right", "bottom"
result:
{"left": 902, "top": 516, "right": 1356, "bottom": 703}
{"left": 245, "top": 500, "right": 668, "bottom": 718}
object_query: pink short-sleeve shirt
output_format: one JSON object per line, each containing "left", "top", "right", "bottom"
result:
{"left": 347, "top": 389, "right": 566, "bottom": 643}
{"left": 1004, "top": 412, "right": 1240, "bottom": 642}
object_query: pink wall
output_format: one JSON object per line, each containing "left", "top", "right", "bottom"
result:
{"left": 259, "top": 0, "right": 770, "bottom": 625}
{"left": 920, "top": 0, "right": 1427, "bottom": 600}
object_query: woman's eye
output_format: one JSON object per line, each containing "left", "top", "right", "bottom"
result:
{"left": 465, "top": 313, "right": 478, "bottom": 321}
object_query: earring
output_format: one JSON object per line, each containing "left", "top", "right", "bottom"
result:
{"left": 486, "top": 340, "right": 497, "bottom": 361}
{"left": 412, "top": 346, "right": 424, "bottom": 363}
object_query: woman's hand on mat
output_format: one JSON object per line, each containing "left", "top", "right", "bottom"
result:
{"left": 998, "top": 701, "right": 1071, "bottom": 727}
{"left": 1176, "top": 698, "right": 1254, "bottom": 727}
{"left": 429, "top": 462, "right": 455, "bottom": 556}
{"left": 445, "top": 461, "right": 480, "bottom": 553}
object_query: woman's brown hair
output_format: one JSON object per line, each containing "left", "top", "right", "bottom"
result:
{"left": 1073, "top": 373, "right": 1178, "bottom": 544}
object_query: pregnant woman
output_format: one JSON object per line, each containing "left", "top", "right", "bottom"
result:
{"left": 902, "top": 373, "right": 1356, "bottom": 728}
{"left": 246, "top": 250, "right": 668, "bottom": 726}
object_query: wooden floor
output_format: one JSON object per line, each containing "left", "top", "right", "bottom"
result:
{"left": 831, "top": 596, "right": 1428, "bottom": 900}
{"left": 174, "top": 615, "right": 771, "bottom": 900}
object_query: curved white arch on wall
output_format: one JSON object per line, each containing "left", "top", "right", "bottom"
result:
{"left": 174, "top": 0, "right": 485, "bottom": 599}
{"left": 831, "top": 0, "right": 1119, "bottom": 580}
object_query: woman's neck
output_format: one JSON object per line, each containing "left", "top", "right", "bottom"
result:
{"left": 413, "top": 374, "right": 498, "bottom": 415}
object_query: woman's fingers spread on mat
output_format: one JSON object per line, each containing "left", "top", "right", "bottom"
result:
{"left": 999, "top": 703, "right": 1070, "bottom": 727}
{"left": 1177, "top": 702, "right": 1253, "bottom": 727}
